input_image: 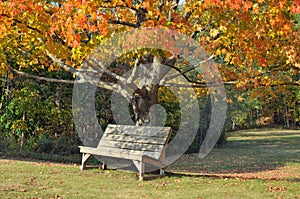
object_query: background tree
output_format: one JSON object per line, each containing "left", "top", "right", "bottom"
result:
{"left": 0, "top": 0, "right": 299, "bottom": 151}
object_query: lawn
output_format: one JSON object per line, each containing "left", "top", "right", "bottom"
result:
{"left": 1, "top": 128, "right": 300, "bottom": 199}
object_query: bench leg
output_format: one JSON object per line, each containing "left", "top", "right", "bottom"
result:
{"left": 159, "top": 169, "right": 164, "bottom": 175}
{"left": 101, "top": 161, "right": 107, "bottom": 170}
{"left": 139, "top": 161, "right": 145, "bottom": 181}
{"left": 133, "top": 160, "right": 145, "bottom": 181}
{"left": 80, "top": 153, "right": 91, "bottom": 171}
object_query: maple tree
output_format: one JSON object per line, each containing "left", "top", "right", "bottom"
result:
{"left": 0, "top": 0, "right": 299, "bottom": 130}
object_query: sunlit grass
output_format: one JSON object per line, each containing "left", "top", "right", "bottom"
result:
{"left": 1, "top": 159, "right": 300, "bottom": 199}
{"left": 169, "top": 128, "right": 300, "bottom": 178}
{"left": 1, "top": 128, "right": 300, "bottom": 198}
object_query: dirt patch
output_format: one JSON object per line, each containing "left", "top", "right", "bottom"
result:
{"left": 0, "top": 158, "right": 78, "bottom": 167}
{"left": 170, "top": 164, "right": 300, "bottom": 181}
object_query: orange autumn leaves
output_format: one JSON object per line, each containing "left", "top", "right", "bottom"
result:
{"left": 0, "top": 0, "right": 298, "bottom": 96}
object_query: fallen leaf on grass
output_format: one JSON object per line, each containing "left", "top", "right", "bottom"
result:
{"left": 38, "top": 186, "right": 50, "bottom": 190}
{"left": 268, "top": 185, "right": 286, "bottom": 192}
{"left": 49, "top": 195, "right": 63, "bottom": 199}
{"left": 174, "top": 179, "right": 182, "bottom": 182}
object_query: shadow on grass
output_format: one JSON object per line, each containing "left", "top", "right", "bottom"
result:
{"left": 168, "top": 128, "right": 300, "bottom": 178}
{"left": 164, "top": 171, "right": 300, "bottom": 182}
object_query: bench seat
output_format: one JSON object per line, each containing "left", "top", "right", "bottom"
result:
{"left": 79, "top": 124, "right": 172, "bottom": 180}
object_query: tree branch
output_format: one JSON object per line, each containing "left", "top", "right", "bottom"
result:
{"left": 127, "top": 56, "right": 140, "bottom": 84}
{"left": 85, "top": 58, "right": 127, "bottom": 83}
{"left": 191, "top": 21, "right": 215, "bottom": 39}
{"left": 158, "top": 0, "right": 164, "bottom": 11}
{"left": 0, "top": 14, "right": 43, "bottom": 34}
{"left": 163, "top": 54, "right": 215, "bottom": 83}
{"left": 108, "top": 19, "right": 138, "bottom": 27}
{"left": 9, "top": 67, "right": 74, "bottom": 84}
{"left": 120, "top": 0, "right": 139, "bottom": 12}
{"left": 8, "top": 66, "right": 133, "bottom": 99}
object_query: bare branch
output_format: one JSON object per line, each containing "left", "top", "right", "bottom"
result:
{"left": 120, "top": 0, "right": 139, "bottom": 12}
{"left": 1, "top": 14, "right": 42, "bottom": 34}
{"left": 127, "top": 56, "right": 140, "bottom": 84}
{"left": 158, "top": 0, "right": 164, "bottom": 11}
{"left": 8, "top": 66, "right": 133, "bottom": 99}
{"left": 163, "top": 55, "right": 177, "bottom": 66}
{"left": 85, "top": 58, "right": 127, "bottom": 83}
{"left": 163, "top": 54, "right": 215, "bottom": 83}
{"left": 99, "top": 5, "right": 137, "bottom": 12}
{"left": 46, "top": 50, "right": 77, "bottom": 73}
{"left": 185, "top": 10, "right": 194, "bottom": 21}
{"left": 45, "top": 50, "right": 134, "bottom": 99}
{"left": 10, "top": 67, "right": 74, "bottom": 84}
{"left": 108, "top": 19, "right": 138, "bottom": 27}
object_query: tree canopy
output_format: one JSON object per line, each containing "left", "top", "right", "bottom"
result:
{"left": 0, "top": 0, "right": 299, "bottom": 155}
{"left": 0, "top": 0, "right": 299, "bottom": 89}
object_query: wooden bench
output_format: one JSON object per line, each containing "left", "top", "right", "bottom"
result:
{"left": 79, "top": 124, "right": 172, "bottom": 180}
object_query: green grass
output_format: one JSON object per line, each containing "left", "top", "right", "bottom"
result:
{"left": 1, "top": 128, "right": 300, "bottom": 198}
{"left": 1, "top": 160, "right": 300, "bottom": 199}
{"left": 170, "top": 128, "right": 300, "bottom": 178}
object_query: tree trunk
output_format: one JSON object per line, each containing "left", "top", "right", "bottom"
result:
{"left": 132, "top": 84, "right": 159, "bottom": 126}
{"left": 55, "top": 86, "right": 63, "bottom": 137}
{"left": 21, "top": 110, "right": 25, "bottom": 148}
{"left": 130, "top": 56, "right": 170, "bottom": 126}
{"left": 285, "top": 105, "right": 290, "bottom": 128}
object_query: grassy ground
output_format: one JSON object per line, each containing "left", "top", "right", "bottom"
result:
{"left": 169, "top": 128, "right": 300, "bottom": 180}
{"left": 1, "top": 128, "right": 300, "bottom": 199}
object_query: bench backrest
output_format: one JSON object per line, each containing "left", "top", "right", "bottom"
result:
{"left": 97, "top": 124, "right": 172, "bottom": 160}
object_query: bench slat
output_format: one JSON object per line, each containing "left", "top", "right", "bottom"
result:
{"left": 79, "top": 146, "right": 161, "bottom": 160}
{"left": 98, "top": 139, "right": 165, "bottom": 153}
{"left": 104, "top": 125, "right": 171, "bottom": 138}
{"left": 101, "top": 134, "right": 167, "bottom": 145}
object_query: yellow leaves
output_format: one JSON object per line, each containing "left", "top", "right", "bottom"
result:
{"left": 0, "top": 63, "right": 8, "bottom": 76}
{"left": 221, "top": 48, "right": 227, "bottom": 54}
{"left": 257, "top": 0, "right": 264, "bottom": 4}
{"left": 224, "top": 53, "right": 231, "bottom": 63}
{"left": 255, "top": 31, "right": 263, "bottom": 39}
{"left": 236, "top": 80, "right": 248, "bottom": 89}
{"left": 215, "top": 49, "right": 221, "bottom": 56}
{"left": 226, "top": 98, "right": 233, "bottom": 104}
{"left": 48, "top": 64, "right": 60, "bottom": 72}
{"left": 260, "top": 76, "right": 271, "bottom": 86}
{"left": 285, "top": 46, "right": 299, "bottom": 66}
{"left": 237, "top": 96, "right": 244, "bottom": 102}
{"left": 29, "top": 59, "right": 39, "bottom": 66}
{"left": 253, "top": 3, "right": 260, "bottom": 14}
{"left": 230, "top": 57, "right": 240, "bottom": 66}
{"left": 9, "top": 73, "right": 14, "bottom": 80}
{"left": 209, "top": 28, "right": 219, "bottom": 38}
{"left": 184, "top": 6, "right": 192, "bottom": 13}
{"left": 219, "top": 25, "right": 227, "bottom": 32}
{"left": 195, "top": 88, "right": 208, "bottom": 97}
{"left": 268, "top": 31, "right": 276, "bottom": 39}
